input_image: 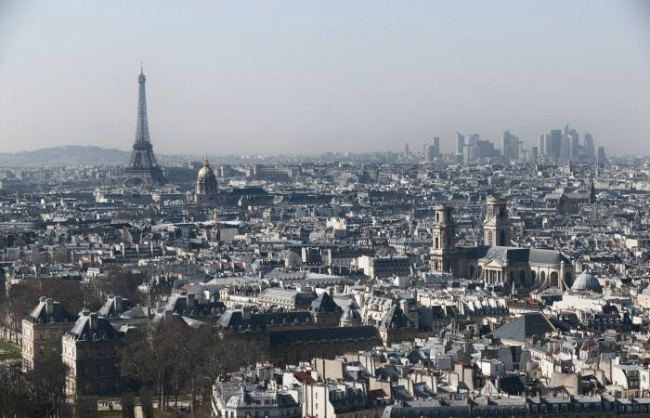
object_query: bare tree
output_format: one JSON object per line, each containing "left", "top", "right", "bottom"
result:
{"left": 121, "top": 392, "right": 136, "bottom": 418}
{"left": 75, "top": 396, "right": 98, "bottom": 418}
{"left": 140, "top": 388, "right": 154, "bottom": 418}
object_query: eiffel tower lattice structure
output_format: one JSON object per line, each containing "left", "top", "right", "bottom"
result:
{"left": 121, "top": 67, "right": 166, "bottom": 186}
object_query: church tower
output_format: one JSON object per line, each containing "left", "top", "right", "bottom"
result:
{"left": 430, "top": 204, "right": 457, "bottom": 273}
{"left": 121, "top": 66, "right": 166, "bottom": 186}
{"left": 483, "top": 195, "right": 510, "bottom": 247}
{"left": 432, "top": 205, "right": 455, "bottom": 251}
{"left": 587, "top": 176, "right": 596, "bottom": 204}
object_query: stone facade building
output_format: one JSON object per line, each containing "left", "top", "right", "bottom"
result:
{"left": 61, "top": 309, "right": 126, "bottom": 397}
{"left": 22, "top": 297, "right": 77, "bottom": 371}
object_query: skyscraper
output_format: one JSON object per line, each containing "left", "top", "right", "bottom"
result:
{"left": 584, "top": 133, "right": 595, "bottom": 162}
{"left": 597, "top": 146, "right": 607, "bottom": 166}
{"left": 121, "top": 67, "right": 166, "bottom": 186}
{"left": 456, "top": 133, "right": 465, "bottom": 155}
{"left": 502, "top": 130, "right": 520, "bottom": 163}
{"left": 550, "top": 129, "right": 562, "bottom": 163}
{"left": 424, "top": 144, "right": 436, "bottom": 163}
{"left": 502, "top": 131, "right": 512, "bottom": 160}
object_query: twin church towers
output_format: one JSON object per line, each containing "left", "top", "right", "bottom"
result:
{"left": 430, "top": 197, "right": 572, "bottom": 295}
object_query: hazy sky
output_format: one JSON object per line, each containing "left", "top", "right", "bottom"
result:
{"left": 0, "top": 0, "right": 648, "bottom": 156}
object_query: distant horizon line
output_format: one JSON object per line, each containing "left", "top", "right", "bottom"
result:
{"left": 1, "top": 143, "right": 646, "bottom": 160}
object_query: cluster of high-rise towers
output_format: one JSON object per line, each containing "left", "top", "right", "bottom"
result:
{"left": 418, "top": 127, "right": 606, "bottom": 165}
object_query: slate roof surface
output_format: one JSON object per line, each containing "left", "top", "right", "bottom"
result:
{"left": 492, "top": 312, "right": 556, "bottom": 343}
{"left": 67, "top": 313, "right": 123, "bottom": 341}
{"left": 471, "top": 245, "right": 569, "bottom": 266}
{"left": 217, "top": 310, "right": 313, "bottom": 330}
{"left": 268, "top": 325, "right": 380, "bottom": 346}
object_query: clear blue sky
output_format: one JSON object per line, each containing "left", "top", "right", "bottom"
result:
{"left": 0, "top": 0, "right": 648, "bottom": 155}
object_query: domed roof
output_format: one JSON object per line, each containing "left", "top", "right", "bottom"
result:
{"left": 341, "top": 308, "right": 361, "bottom": 321}
{"left": 571, "top": 271, "right": 602, "bottom": 292}
{"left": 197, "top": 155, "right": 216, "bottom": 182}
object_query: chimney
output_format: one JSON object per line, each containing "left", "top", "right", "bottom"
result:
{"left": 89, "top": 312, "right": 98, "bottom": 329}
{"left": 45, "top": 298, "right": 54, "bottom": 315}
{"left": 242, "top": 308, "right": 251, "bottom": 320}
{"left": 114, "top": 296, "right": 123, "bottom": 312}
{"left": 399, "top": 298, "right": 409, "bottom": 313}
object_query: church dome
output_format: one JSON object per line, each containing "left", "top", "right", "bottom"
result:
{"left": 340, "top": 306, "right": 362, "bottom": 327}
{"left": 197, "top": 165, "right": 214, "bottom": 181}
{"left": 196, "top": 155, "right": 218, "bottom": 195}
{"left": 571, "top": 271, "right": 602, "bottom": 293}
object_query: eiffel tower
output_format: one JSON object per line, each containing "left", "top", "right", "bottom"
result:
{"left": 121, "top": 66, "right": 166, "bottom": 186}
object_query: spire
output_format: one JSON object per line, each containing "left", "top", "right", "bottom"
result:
{"left": 204, "top": 153, "right": 209, "bottom": 167}
{"left": 135, "top": 66, "right": 150, "bottom": 144}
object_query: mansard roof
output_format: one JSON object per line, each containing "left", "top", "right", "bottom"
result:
{"left": 216, "top": 309, "right": 313, "bottom": 330}
{"left": 269, "top": 325, "right": 381, "bottom": 346}
{"left": 66, "top": 310, "right": 123, "bottom": 342}
{"left": 25, "top": 297, "right": 77, "bottom": 324}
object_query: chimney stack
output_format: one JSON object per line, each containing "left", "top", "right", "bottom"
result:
{"left": 45, "top": 298, "right": 54, "bottom": 315}
{"left": 114, "top": 296, "right": 123, "bottom": 312}
{"left": 89, "top": 312, "right": 98, "bottom": 329}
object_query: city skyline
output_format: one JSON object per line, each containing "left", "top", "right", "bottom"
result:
{"left": 0, "top": 0, "right": 649, "bottom": 156}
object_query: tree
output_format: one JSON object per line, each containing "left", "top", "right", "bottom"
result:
{"left": 121, "top": 392, "right": 135, "bottom": 418}
{"left": 27, "top": 357, "right": 69, "bottom": 418}
{"left": 75, "top": 396, "right": 98, "bottom": 418}
{"left": 121, "top": 315, "right": 192, "bottom": 408}
{"left": 0, "top": 361, "right": 71, "bottom": 418}
{"left": 140, "top": 388, "right": 154, "bottom": 418}
{"left": 120, "top": 317, "right": 267, "bottom": 415}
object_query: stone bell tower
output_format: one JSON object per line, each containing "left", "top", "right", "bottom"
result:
{"left": 430, "top": 204, "right": 458, "bottom": 273}
{"left": 483, "top": 195, "right": 510, "bottom": 247}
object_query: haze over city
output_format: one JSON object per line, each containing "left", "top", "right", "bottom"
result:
{"left": 0, "top": 0, "right": 649, "bottom": 156}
